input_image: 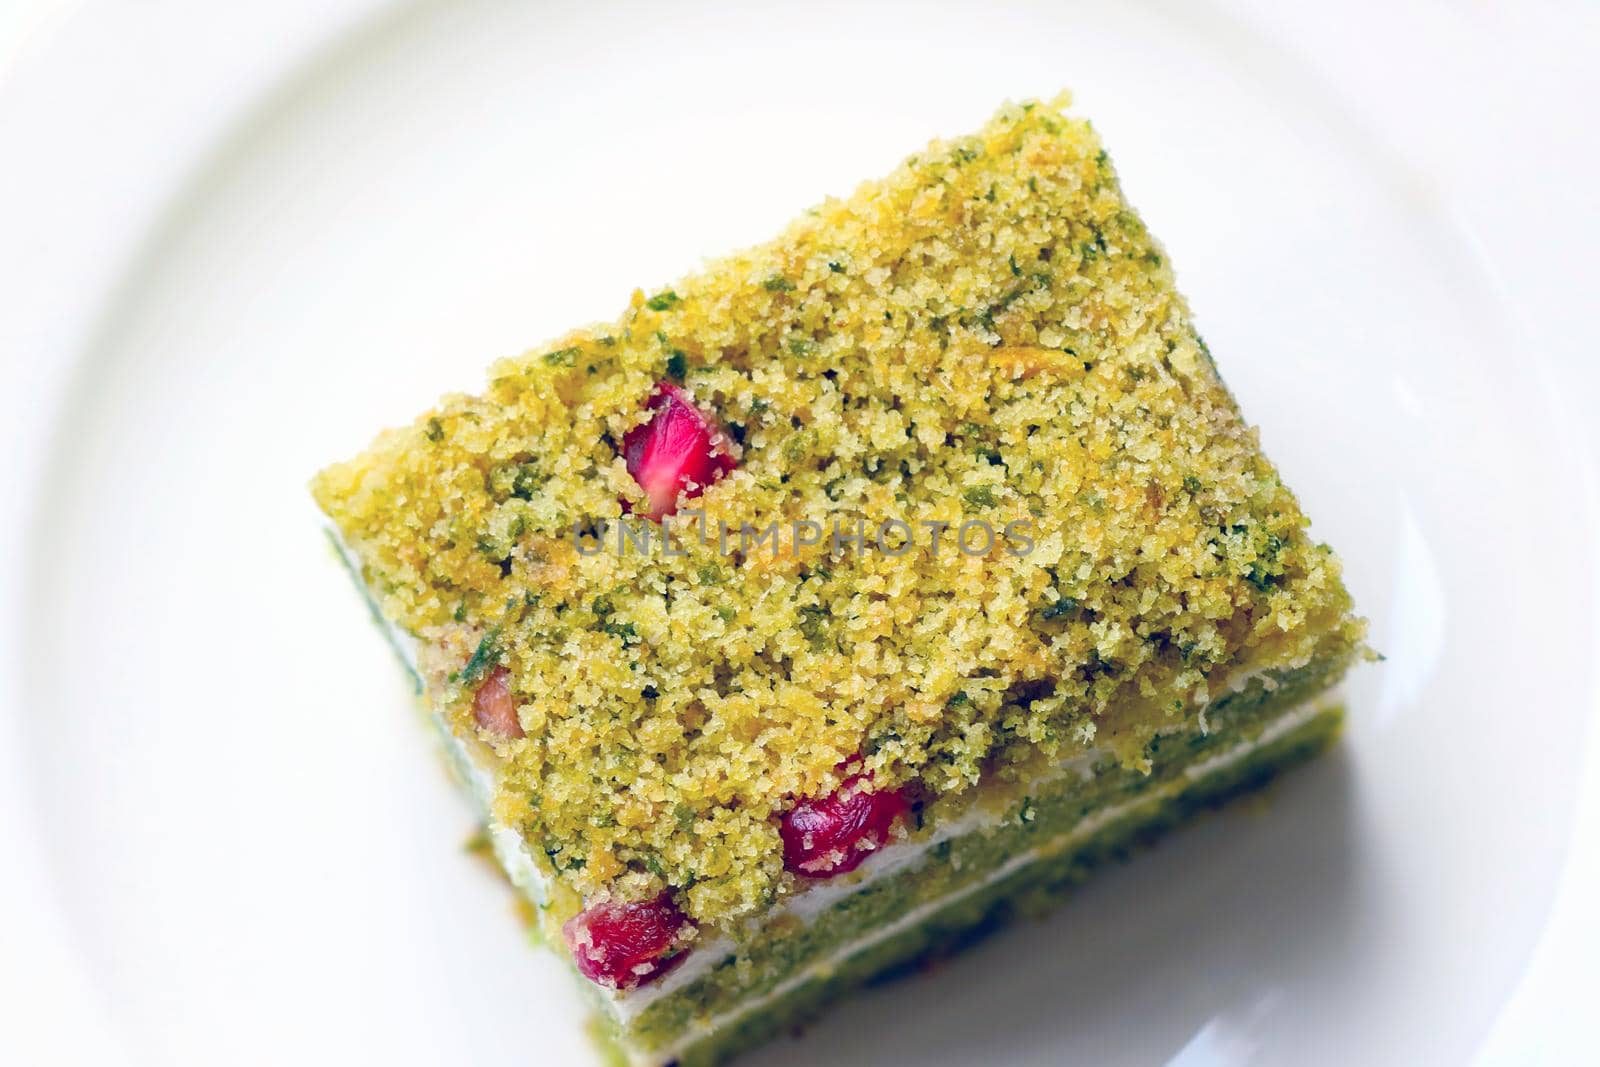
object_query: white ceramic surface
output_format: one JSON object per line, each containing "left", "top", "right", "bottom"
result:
{"left": 2, "top": 2, "right": 1596, "bottom": 1065}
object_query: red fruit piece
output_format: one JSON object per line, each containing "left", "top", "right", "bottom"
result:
{"left": 562, "top": 892, "right": 692, "bottom": 990}
{"left": 621, "top": 383, "right": 735, "bottom": 520}
{"left": 779, "top": 770, "right": 911, "bottom": 877}
{"left": 472, "top": 666, "right": 523, "bottom": 740}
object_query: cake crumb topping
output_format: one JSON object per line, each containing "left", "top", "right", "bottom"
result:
{"left": 313, "top": 96, "right": 1365, "bottom": 930}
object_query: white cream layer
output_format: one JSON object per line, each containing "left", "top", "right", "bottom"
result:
{"left": 612, "top": 660, "right": 1292, "bottom": 1020}
{"left": 635, "top": 691, "right": 1336, "bottom": 1067}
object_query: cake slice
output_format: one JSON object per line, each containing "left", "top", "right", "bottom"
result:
{"left": 313, "top": 96, "right": 1367, "bottom": 1066}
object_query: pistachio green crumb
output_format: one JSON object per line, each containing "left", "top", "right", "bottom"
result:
{"left": 312, "top": 95, "right": 1365, "bottom": 932}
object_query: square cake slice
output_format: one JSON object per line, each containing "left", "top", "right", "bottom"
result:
{"left": 313, "top": 96, "right": 1367, "bottom": 1067}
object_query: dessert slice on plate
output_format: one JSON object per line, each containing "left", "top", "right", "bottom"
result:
{"left": 313, "top": 96, "right": 1367, "bottom": 1067}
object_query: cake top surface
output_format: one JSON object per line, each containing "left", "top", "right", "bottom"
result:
{"left": 312, "top": 97, "right": 1362, "bottom": 928}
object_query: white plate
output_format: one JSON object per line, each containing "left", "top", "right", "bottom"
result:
{"left": 2, "top": 2, "right": 1597, "bottom": 1065}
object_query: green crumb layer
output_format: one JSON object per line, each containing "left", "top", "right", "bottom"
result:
{"left": 313, "top": 95, "right": 1366, "bottom": 930}
{"left": 622, "top": 654, "right": 1348, "bottom": 1052}
{"left": 609, "top": 701, "right": 1345, "bottom": 1067}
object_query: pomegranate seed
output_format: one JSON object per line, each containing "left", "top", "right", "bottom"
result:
{"left": 472, "top": 666, "right": 523, "bottom": 740}
{"left": 780, "top": 770, "right": 911, "bottom": 877}
{"left": 562, "top": 892, "right": 692, "bottom": 990}
{"left": 621, "top": 383, "right": 734, "bottom": 520}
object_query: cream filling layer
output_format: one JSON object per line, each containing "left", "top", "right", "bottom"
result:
{"left": 609, "top": 659, "right": 1292, "bottom": 1020}
{"left": 633, "top": 691, "right": 1336, "bottom": 1066}
{"left": 605, "top": 746, "right": 1097, "bottom": 1020}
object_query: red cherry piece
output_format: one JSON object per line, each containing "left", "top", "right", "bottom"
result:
{"left": 562, "top": 893, "right": 692, "bottom": 990}
{"left": 472, "top": 666, "right": 523, "bottom": 740}
{"left": 780, "top": 773, "right": 911, "bottom": 877}
{"left": 621, "top": 383, "right": 735, "bottom": 520}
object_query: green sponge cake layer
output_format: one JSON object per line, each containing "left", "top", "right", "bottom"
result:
{"left": 630, "top": 698, "right": 1344, "bottom": 1067}
{"left": 313, "top": 94, "right": 1367, "bottom": 1066}
{"left": 611, "top": 653, "right": 1350, "bottom": 1062}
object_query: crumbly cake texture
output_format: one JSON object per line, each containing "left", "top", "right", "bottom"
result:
{"left": 612, "top": 697, "right": 1345, "bottom": 1067}
{"left": 314, "top": 94, "right": 1363, "bottom": 971}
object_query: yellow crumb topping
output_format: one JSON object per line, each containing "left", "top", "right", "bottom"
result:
{"left": 313, "top": 97, "right": 1364, "bottom": 929}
